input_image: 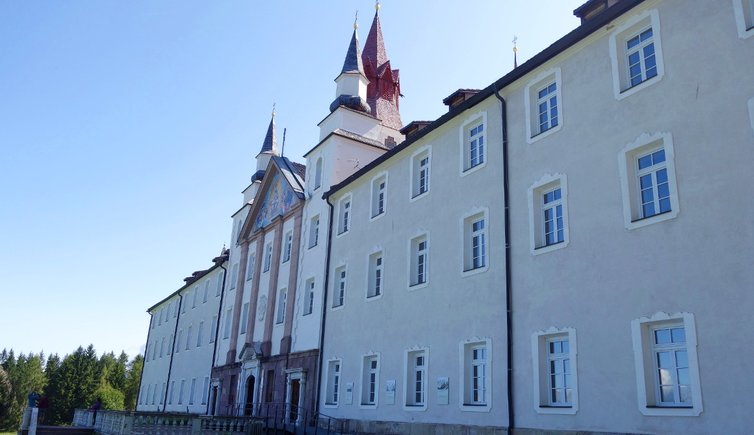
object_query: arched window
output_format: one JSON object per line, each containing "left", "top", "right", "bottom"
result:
{"left": 314, "top": 157, "right": 323, "bottom": 190}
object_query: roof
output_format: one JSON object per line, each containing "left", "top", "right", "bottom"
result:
{"left": 303, "top": 128, "right": 388, "bottom": 158}
{"left": 442, "top": 89, "right": 481, "bottom": 107}
{"left": 340, "top": 28, "right": 364, "bottom": 75}
{"left": 258, "top": 113, "right": 277, "bottom": 155}
{"left": 147, "top": 249, "right": 229, "bottom": 312}
{"left": 362, "top": 11, "right": 388, "bottom": 72}
{"left": 324, "top": 0, "right": 644, "bottom": 199}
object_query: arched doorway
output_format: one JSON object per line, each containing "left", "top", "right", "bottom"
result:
{"left": 244, "top": 375, "right": 255, "bottom": 416}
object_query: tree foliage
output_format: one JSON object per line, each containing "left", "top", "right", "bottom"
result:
{"left": 0, "top": 346, "right": 142, "bottom": 431}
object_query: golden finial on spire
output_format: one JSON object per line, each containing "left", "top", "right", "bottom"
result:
{"left": 375, "top": 1, "right": 380, "bottom": 12}
{"left": 271, "top": 102, "right": 276, "bottom": 118}
{"left": 353, "top": 10, "right": 359, "bottom": 30}
{"left": 512, "top": 35, "right": 519, "bottom": 69}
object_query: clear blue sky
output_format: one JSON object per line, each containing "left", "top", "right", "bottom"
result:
{"left": 0, "top": 1, "right": 586, "bottom": 359}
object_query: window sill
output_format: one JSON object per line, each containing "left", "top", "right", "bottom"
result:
{"left": 639, "top": 404, "right": 701, "bottom": 417}
{"left": 410, "top": 191, "right": 429, "bottom": 203}
{"left": 408, "top": 282, "right": 428, "bottom": 291}
{"left": 365, "top": 293, "right": 383, "bottom": 302}
{"left": 527, "top": 123, "right": 562, "bottom": 144}
{"left": 615, "top": 74, "right": 662, "bottom": 100}
{"left": 625, "top": 208, "right": 677, "bottom": 230}
{"left": 460, "top": 403, "right": 491, "bottom": 413}
{"left": 535, "top": 404, "right": 577, "bottom": 415}
{"left": 403, "top": 404, "right": 427, "bottom": 411}
{"left": 369, "top": 212, "right": 385, "bottom": 222}
{"left": 461, "top": 161, "right": 486, "bottom": 177}
{"left": 462, "top": 264, "right": 488, "bottom": 278}
{"left": 531, "top": 239, "right": 568, "bottom": 256}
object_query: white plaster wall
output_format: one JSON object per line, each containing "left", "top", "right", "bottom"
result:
{"left": 320, "top": 97, "right": 509, "bottom": 428}
{"left": 505, "top": 1, "right": 754, "bottom": 434}
{"left": 137, "top": 297, "right": 178, "bottom": 412}
{"left": 270, "top": 216, "right": 296, "bottom": 356}
{"left": 318, "top": 109, "right": 401, "bottom": 144}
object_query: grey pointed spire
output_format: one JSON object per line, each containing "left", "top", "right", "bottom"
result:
{"left": 340, "top": 20, "right": 364, "bottom": 75}
{"left": 259, "top": 108, "right": 277, "bottom": 155}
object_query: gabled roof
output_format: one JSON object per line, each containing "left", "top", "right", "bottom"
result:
{"left": 303, "top": 128, "right": 389, "bottom": 158}
{"left": 324, "top": 0, "right": 645, "bottom": 199}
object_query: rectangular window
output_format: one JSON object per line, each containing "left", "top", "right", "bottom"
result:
{"left": 209, "top": 316, "right": 217, "bottom": 343}
{"left": 411, "top": 149, "right": 431, "bottom": 199}
{"left": 160, "top": 383, "right": 165, "bottom": 405}
{"left": 240, "top": 302, "right": 249, "bottom": 334}
{"left": 314, "top": 157, "right": 323, "bottom": 190}
{"left": 470, "top": 346, "right": 486, "bottom": 405}
{"left": 405, "top": 350, "right": 427, "bottom": 408}
{"left": 216, "top": 274, "right": 223, "bottom": 296}
{"left": 282, "top": 231, "right": 293, "bottom": 263}
{"left": 175, "top": 330, "right": 182, "bottom": 354}
{"left": 309, "top": 215, "right": 320, "bottom": 248}
{"left": 160, "top": 337, "right": 165, "bottom": 358}
{"left": 151, "top": 384, "right": 157, "bottom": 405}
{"left": 537, "top": 83, "right": 558, "bottom": 133}
{"left": 338, "top": 197, "right": 351, "bottom": 234}
{"left": 367, "top": 252, "right": 383, "bottom": 298}
{"left": 276, "top": 288, "right": 287, "bottom": 324}
{"left": 246, "top": 254, "right": 255, "bottom": 281}
{"left": 202, "top": 377, "right": 209, "bottom": 405}
{"left": 182, "top": 293, "right": 188, "bottom": 313}
{"left": 192, "top": 287, "right": 198, "bottom": 308}
{"left": 626, "top": 27, "right": 657, "bottom": 88}
{"left": 609, "top": 10, "right": 664, "bottom": 98}
{"left": 410, "top": 235, "right": 428, "bottom": 287}
{"left": 325, "top": 360, "right": 341, "bottom": 406}
{"left": 203, "top": 281, "right": 209, "bottom": 303}
{"left": 223, "top": 307, "right": 232, "bottom": 339}
{"left": 178, "top": 379, "right": 185, "bottom": 405}
{"left": 636, "top": 149, "right": 670, "bottom": 219}
{"left": 463, "top": 212, "right": 487, "bottom": 272}
{"left": 185, "top": 325, "right": 192, "bottom": 351}
{"left": 371, "top": 175, "right": 387, "bottom": 218}
{"left": 230, "top": 263, "right": 239, "bottom": 290}
{"left": 526, "top": 69, "right": 563, "bottom": 142}
{"left": 529, "top": 175, "right": 569, "bottom": 254}
{"left": 461, "top": 340, "right": 491, "bottom": 410}
{"left": 196, "top": 321, "right": 204, "bottom": 347}
{"left": 169, "top": 380, "right": 175, "bottom": 404}
{"left": 333, "top": 267, "right": 346, "bottom": 308}
{"left": 304, "top": 278, "right": 315, "bottom": 315}
{"left": 361, "top": 355, "right": 379, "bottom": 406}
{"left": 263, "top": 243, "right": 272, "bottom": 272}
{"left": 542, "top": 188, "right": 564, "bottom": 246}
{"left": 265, "top": 370, "right": 275, "bottom": 403}
{"left": 631, "top": 312, "right": 702, "bottom": 416}
{"left": 189, "top": 378, "right": 196, "bottom": 405}
{"left": 468, "top": 123, "right": 484, "bottom": 168}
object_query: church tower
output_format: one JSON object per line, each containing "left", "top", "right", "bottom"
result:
{"left": 362, "top": 2, "right": 402, "bottom": 131}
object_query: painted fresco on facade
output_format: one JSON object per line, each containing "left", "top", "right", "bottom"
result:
{"left": 253, "top": 173, "right": 297, "bottom": 232}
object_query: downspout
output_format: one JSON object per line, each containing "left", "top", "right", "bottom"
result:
{"left": 314, "top": 195, "right": 335, "bottom": 413}
{"left": 162, "top": 294, "right": 183, "bottom": 411}
{"left": 207, "top": 262, "right": 229, "bottom": 415}
{"left": 493, "top": 83, "right": 514, "bottom": 434}
{"left": 136, "top": 313, "right": 154, "bottom": 412}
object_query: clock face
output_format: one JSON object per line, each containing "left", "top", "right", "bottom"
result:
{"left": 257, "top": 295, "right": 267, "bottom": 321}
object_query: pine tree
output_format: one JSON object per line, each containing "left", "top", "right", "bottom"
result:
{"left": 123, "top": 354, "right": 143, "bottom": 411}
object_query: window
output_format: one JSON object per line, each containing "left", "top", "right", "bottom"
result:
{"left": 309, "top": 215, "right": 320, "bottom": 248}
{"left": 223, "top": 307, "right": 232, "bottom": 339}
{"left": 332, "top": 266, "right": 346, "bottom": 308}
{"left": 240, "top": 303, "right": 249, "bottom": 334}
{"left": 203, "top": 281, "right": 209, "bottom": 303}
{"left": 178, "top": 380, "right": 185, "bottom": 405}
{"left": 609, "top": 9, "right": 664, "bottom": 99}
{"left": 230, "top": 263, "right": 239, "bottom": 290}
{"left": 185, "top": 325, "right": 192, "bottom": 351}
{"left": 160, "top": 383, "right": 165, "bottom": 405}
{"left": 367, "top": 251, "right": 384, "bottom": 298}
{"left": 216, "top": 274, "right": 223, "bottom": 296}
{"left": 160, "top": 337, "right": 165, "bottom": 358}
{"left": 197, "top": 321, "right": 204, "bottom": 347}
{"left": 314, "top": 157, "right": 323, "bottom": 190}
{"left": 246, "top": 253, "right": 255, "bottom": 281}
{"left": 192, "top": 287, "right": 198, "bottom": 308}
{"left": 532, "top": 328, "right": 578, "bottom": 414}
{"left": 631, "top": 312, "right": 702, "bottom": 416}
{"left": 463, "top": 211, "right": 488, "bottom": 273}
{"left": 528, "top": 174, "right": 569, "bottom": 254}
{"left": 173, "top": 300, "right": 178, "bottom": 318}
{"left": 202, "top": 377, "right": 209, "bottom": 405}
{"left": 460, "top": 113, "right": 487, "bottom": 173}
{"left": 461, "top": 339, "right": 492, "bottom": 411}
{"left": 175, "top": 330, "right": 182, "bottom": 353}
{"left": 410, "top": 148, "right": 431, "bottom": 199}
{"left": 371, "top": 174, "right": 387, "bottom": 218}
{"left": 361, "top": 355, "right": 379, "bottom": 407}
{"left": 276, "top": 288, "right": 287, "bottom": 324}
{"left": 525, "top": 68, "right": 562, "bottom": 142}
{"left": 337, "top": 196, "right": 351, "bottom": 235}
{"left": 189, "top": 378, "right": 196, "bottom": 405}
{"left": 409, "top": 235, "right": 428, "bottom": 287}
{"left": 303, "top": 278, "right": 315, "bottom": 315}
{"left": 182, "top": 293, "right": 188, "bottom": 313}
{"left": 733, "top": 0, "right": 754, "bottom": 38}
{"left": 282, "top": 231, "right": 293, "bottom": 263}
{"left": 404, "top": 349, "right": 427, "bottom": 409}
{"left": 325, "top": 360, "right": 341, "bottom": 406}
{"left": 263, "top": 243, "right": 272, "bottom": 272}
{"left": 618, "top": 132, "right": 679, "bottom": 230}
{"left": 169, "top": 380, "right": 175, "bottom": 404}
{"left": 146, "top": 384, "right": 152, "bottom": 405}
{"left": 209, "top": 316, "right": 217, "bottom": 343}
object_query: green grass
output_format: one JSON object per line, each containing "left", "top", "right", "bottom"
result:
{"left": 1, "top": 432, "right": 17, "bottom": 435}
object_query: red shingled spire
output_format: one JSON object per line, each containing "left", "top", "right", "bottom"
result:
{"left": 361, "top": 4, "right": 402, "bottom": 131}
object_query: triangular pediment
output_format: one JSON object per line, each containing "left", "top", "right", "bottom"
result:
{"left": 241, "top": 157, "right": 305, "bottom": 238}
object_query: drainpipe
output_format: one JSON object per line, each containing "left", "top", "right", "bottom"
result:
{"left": 493, "top": 83, "right": 514, "bottom": 434}
{"left": 314, "top": 196, "right": 335, "bottom": 413}
{"left": 162, "top": 294, "right": 184, "bottom": 411}
{"left": 207, "top": 262, "right": 229, "bottom": 415}
{"left": 136, "top": 313, "right": 154, "bottom": 412}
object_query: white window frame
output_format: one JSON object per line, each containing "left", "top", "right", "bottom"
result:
{"left": 403, "top": 347, "right": 429, "bottom": 411}
{"left": 459, "top": 338, "right": 492, "bottom": 412}
{"left": 314, "top": 157, "right": 323, "bottom": 190}
{"left": 631, "top": 312, "right": 703, "bottom": 416}
{"left": 525, "top": 68, "right": 563, "bottom": 143}
{"left": 192, "top": 286, "right": 198, "bottom": 308}
{"left": 332, "top": 265, "right": 347, "bottom": 309}
{"left": 282, "top": 230, "right": 293, "bottom": 263}
{"left": 410, "top": 146, "right": 431, "bottom": 201}
{"left": 733, "top": 0, "right": 754, "bottom": 39}
{"left": 275, "top": 288, "right": 287, "bottom": 324}
{"left": 303, "top": 278, "right": 315, "bottom": 316}
{"left": 618, "top": 132, "right": 679, "bottom": 230}
{"left": 246, "top": 253, "right": 255, "bottom": 281}
{"left": 528, "top": 174, "right": 569, "bottom": 255}
{"left": 408, "top": 233, "right": 429, "bottom": 289}
{"left": 324, "top": 359, "right": 342, "bottom": 407}
{"left": 185, "top": 325, "right": 192, "bottom": 351}
{"left": 337, "top": 195, "right": 352, "bottom": 236}
{"left": 263, "top": 242, "right": 272, "bottom": 272}
{"left": 459, "top": 112, "right": 488, "bottom": 175}
{"left": 360, "top": 353, "right": 380, "bottom": 408}
{"left": 197, "top": 321, "right": 204, "bottom": 347}
{"left": 532, "top": 327, "right": 578, "bottom": 414}
{"left": 461, "top": 208, "right": 489, "bottom": 276}
{"left": 366, "top": 249, "right": 384, "bottom": 300}
{"left": 203, "top": 281, "right": 209, "bottom": 303}
{"left": 308, "top": 215, "right": 320, "bottom": 248}
{"left": 609, "top": 9, "right": 665, "bottom": 100}
{"left": 370, "top": 173, "right": 388, "bottom": 219}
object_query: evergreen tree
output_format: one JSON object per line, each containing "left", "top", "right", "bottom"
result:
{"left": 123, "top": 354, "right": 143, "bottom": 411}
{"left": 0, "top": 366, "right": 12, "bottom": 428}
